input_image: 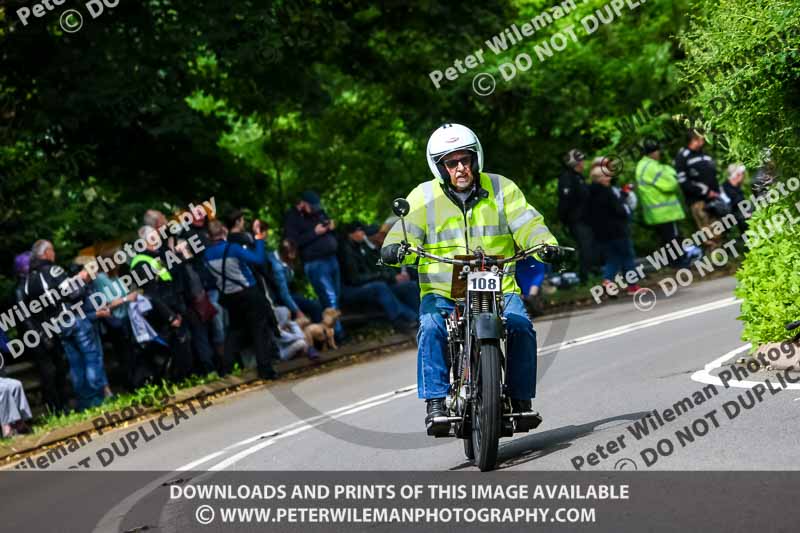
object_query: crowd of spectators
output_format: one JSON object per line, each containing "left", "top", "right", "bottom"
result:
{"left": 558, "top": 129, "right": 755, "bottom": 296}
{"left": 0, "top": 192, "right": 422, "bottom": 429}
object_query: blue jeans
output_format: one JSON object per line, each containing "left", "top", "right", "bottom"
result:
{"left": 600, "top": 238, "right": 637, "bottom": 281}
{"left": 341, "top": 281, "right": 418, "bottom": 323}
{"left": 291, "top": 293, "right": 323, "bottom": 323}
{"left": 417, "top": 293, "right": 538, "bottom": 401}
{"left": 60, "top": 318, "right": 108, "bottom": 411}
{"left": 304, "top": 256, "right": 343, "bottom": 335}
{"left": 391, "top": 281, "right": 421, "bottom": 314}
{"left": 206, "top": 289, "right": 226, "bottom": 346}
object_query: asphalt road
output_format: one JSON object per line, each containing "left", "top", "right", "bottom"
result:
{"left": 5, "top": 275, "right": 800, "bottom": 531}
{"left": 14, "top": 274, "right": 797, "bottom": 473}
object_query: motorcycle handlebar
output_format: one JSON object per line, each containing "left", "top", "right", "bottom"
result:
{"left": 400, "top": 243, "right": 574, "bottom": 267}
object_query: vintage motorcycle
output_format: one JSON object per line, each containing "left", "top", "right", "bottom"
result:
{"left": 387, "top": 198, "right": 573, "bottom": 471}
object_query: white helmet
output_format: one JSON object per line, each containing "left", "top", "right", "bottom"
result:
{"left": 426, "top": 123, "right": 484, "bottom": 181}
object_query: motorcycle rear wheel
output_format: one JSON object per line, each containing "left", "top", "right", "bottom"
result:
{"left": 471, "top": 340, "right": 501, "bottom": 471}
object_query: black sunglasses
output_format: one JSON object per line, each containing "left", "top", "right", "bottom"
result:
{"left": 442, "top": 155, "right": 472, "bottom": 170}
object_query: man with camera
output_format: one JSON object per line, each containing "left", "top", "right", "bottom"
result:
{"left": 284, "top": 191, "right": 343, "bottom": 340}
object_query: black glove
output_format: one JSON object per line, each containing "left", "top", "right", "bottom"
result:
{"left": 380, "top": 243, "right": 404, "bottom": 265}
{"left": 538, "top": 245, "right": 565, "bottom": 264}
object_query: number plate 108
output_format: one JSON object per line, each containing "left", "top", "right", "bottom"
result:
{"left": 467, "top": 271, "right": 500, "bottom": 292}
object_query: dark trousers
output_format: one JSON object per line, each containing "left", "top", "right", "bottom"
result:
{"left": 164, "top": 322, "right": 194, "bottom": 382}
{"left": 220, "top": 287, "right": 278, "bottom": 379}
{"left": 653, "top": 221, "right": 688, "bottom": 267}
{"left": 341, "top": 281, "right": 418, "bottom": 323}
{"left": 567, "top": 221, "right": 594, "bottom": 282}
{"left": 29, "top": 338, "right": 68, "bottom": 414}
{"left": 599, "top": 238, "right": 637, "bottom": 281}
{"left": 101, "top": 317, "right": 137, "bottom": 391}
{"left": 292, "top": 293, "right": 323, "bottom": 323}
{"left": 185, "top": 310, "right": 216, "bottom": 376}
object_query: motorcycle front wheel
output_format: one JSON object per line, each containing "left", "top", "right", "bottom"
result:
{"left": 471, "top": 339, "right": 501, "bottom": 471}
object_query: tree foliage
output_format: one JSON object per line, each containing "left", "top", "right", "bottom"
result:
{"left": 677, "top": 0, "right": 800, "bottom": 346}
{"left": 13, "top": 0, "right": 798, "bottom": 322}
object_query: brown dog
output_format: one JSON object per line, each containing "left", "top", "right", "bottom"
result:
{"left": 298, "top": 308, "right": 341, "bottom": 351}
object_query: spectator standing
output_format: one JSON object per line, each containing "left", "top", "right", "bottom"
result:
{"left": 204, "top": 220, "right": 279, "bottom": 380}
{"left": 180, "top": 206, "right": 226, "bottom": 366}
{"left": 283, "top": 191, "right": 344, "bottom": 339}
{"left": 339, "top": 221, "right": 419, "bottom": 330}
{"left": 131, "top": 226, "right": 194, "bottom": 381}
{"left": 675, "top": 129, "right": 722, "bottom": 251}
{"left": 585, "top": 162, "right": 640, "bottom": 295}
{"left": 24, "top": 240, "right": 111, "bottom": 411}
{"left": 226, "top": 210, "right": 282, "bottom": 311}
{"left": 174, "top": 239, "right": 217, "bottom": 376}
{"left": 635, "top": 139, "right": 689, "bottom": 267}
{"left": 91, "top": 260, "right": 141, "bottom": 389}
{"left": 13, "top": 251, "right": 68, "bottom": 414}
{"left": 722, "top": 163, "right": 749, "bottom": 234}
{"left": 557, "top": 149, "right": 594, "bottom": 282}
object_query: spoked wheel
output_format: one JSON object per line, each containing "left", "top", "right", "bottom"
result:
{"left": 470, "top": 340, "right": 501, "bottom": 471}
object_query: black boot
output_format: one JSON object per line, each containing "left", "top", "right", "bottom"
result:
{"left": 425, "top": 398, "right": 449, "bottom": 437}
{"left": 510, "top": 399, "right": 542, "bottom": 432}
{"left": 425, "top": 398, "right": 446, "bottom": 425}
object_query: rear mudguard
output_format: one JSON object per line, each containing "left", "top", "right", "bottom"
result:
{"left": 472, "top": 312, "right": 504, "bottom": 340}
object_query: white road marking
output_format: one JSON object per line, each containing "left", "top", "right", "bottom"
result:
{"left": 175, "top": 451, "right": 226, "bottom": 471}
{"left": 217, "top": 384, "right": 418, "bottom": 451}
{"left": 691, "top": 343, "right": 800, "bottom": 389}
{"left": 93, "top": 385, "right": 419, "bottom": 533}
{"left": 203, "top": 296, "right": 741, "bottom": 470}
{"left": 206, "top": 389, "right": 418, "bottom": 471}
{"left": 538, "top": 297, "right": 741, "bottom": 356}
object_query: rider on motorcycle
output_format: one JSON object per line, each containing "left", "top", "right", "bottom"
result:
{"left": 380, "top": 123, "right": 560, "bottom": 428}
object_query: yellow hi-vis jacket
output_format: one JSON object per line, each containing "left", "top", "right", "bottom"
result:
{"left": 383, "top": 172, "right": 558, "bottom": 300}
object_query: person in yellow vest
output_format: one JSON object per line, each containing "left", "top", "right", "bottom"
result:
{"left": 131, "top": 226, "right": 194, "bottom": 381}
{"left": 635, "top": 140, "right": 689, "bottom": 267}
{"left": 380, "top": 123, "right": 561, "bottom": 427}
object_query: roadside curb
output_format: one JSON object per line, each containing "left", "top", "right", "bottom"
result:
{"left": 0, "top": 332, "right": 414, "bottom": 465}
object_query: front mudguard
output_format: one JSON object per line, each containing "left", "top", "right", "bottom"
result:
{"left": 472, "top": 312, "right": 504, "bottom": 340}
